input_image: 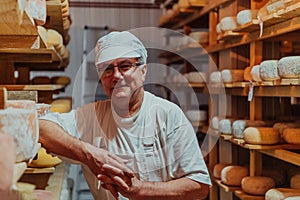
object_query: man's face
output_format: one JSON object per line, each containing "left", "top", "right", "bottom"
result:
{"left": 98, "top": 58, "right": 147, "bottom": 99}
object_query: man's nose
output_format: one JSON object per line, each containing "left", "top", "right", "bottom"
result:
{"left": 112, "top": 67, "right": 122, "bottom": 78}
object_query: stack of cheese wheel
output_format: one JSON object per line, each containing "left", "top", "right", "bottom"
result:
{"left": 259, "top": 60, "right": 280, "bottom": 81}
{"left": 265, "top": 188, "right": 300, "bottom": 200}
{"left": 277, "top": 56, "right": 300, "bottom": 78}
{"left": 220, "top": 16, "right": 238, "bottom": 32}
{"left": 219, "top": 118, "right": 234, "bottom": 135}
{"left": 221, "top": 165, "right": 249, "bottom": 186}
{"left": 251, "top": 65, "right": 263, "bottom": 82}
{"left": 210, "top": 71, "right": 222, "bottom": 83}
{"left": 1, "top": 100, "right": 39, "bottom": 162}
{"left": 282, "top": 128, "right": 300, "bottom": 145}
{"left": 221, "top": 69, "right": 244, "bottom": 83}
{"left": 243, "top": 127, "right": 281, "bottom": 145}
{"left": 232, "top": 120, "right": 272, "bottom": 139}
{"left": 236, "top": 9, "right": 258, "bottom": 25}
{"left": 213, "top": 163, "right": 230, "bottom": 179}
{"left": 241, "top": 176, "right": 276, "bottom": 196}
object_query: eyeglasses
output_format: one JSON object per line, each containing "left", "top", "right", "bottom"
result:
{"left": 96, "top": 62, "right": 142, "bottom": 77}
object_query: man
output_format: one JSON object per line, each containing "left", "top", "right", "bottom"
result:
{"left": 39, "top": 31, "right": 211, "bottom": 200}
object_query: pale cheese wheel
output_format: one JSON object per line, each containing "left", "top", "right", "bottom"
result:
{"left": 265, "top": 188, "right": 300, "bottom": 200}
{"left": 213, "top": 163, "right": 230, "bottom": 179}
{"left": 187, "top": 72, "right": 206, "bottom": 83}
{"left": 241, "top": 176, "right": 275, "bottom": 196}
{"left": 211, "top": 116, "right": 222, "bottom": 130}
{"left": 237, "top": 9, "right": 258, "bottom": 25}
{"left": 278, "top": 56, "right": 300, "bottom": 78}
{"left": 259, "top": 60, "right": 280, "bottom": 81}
{"left": 221, "top": 69, "right": 244, "bottom": 83}
{"left": 221, "top": 165, "right": 249, "bottom": 186}
{"left": 232, "top": 120, "right": 270, "bottom": 139}
{"left": 291, "top": 174, "right": 300, "bottom": 189}
{"left": 220, "top": 16, "right": 238, "bottom": 32}
{"left": 244, "top": 66, "right": 253, "bottom": 81}
{"left": 219, "top": 119, "right": 234, "bottom": 134}
{"left": 282, "top": 128, "right": 300, "bottom": 145}
{"left": 251, "top": 65, "right": 263, "bottom": 82}
{"left": 243, "top": 127, "right": 280, "bottom": 145}
{"left": 210, "top": 71, "right": 222, "bottom": 83}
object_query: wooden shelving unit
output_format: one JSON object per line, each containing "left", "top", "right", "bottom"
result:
{"left": 157, "top": 0, "right": 300, "bottom": 200}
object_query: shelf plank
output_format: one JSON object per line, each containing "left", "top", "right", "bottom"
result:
{"left": 214, "top": 179, "right": 240, "bottom": 192}
{"left": 0, "top": 48, "right": 52, "bottom": 63}
{"left": 234, "top": 20, "right": 260, "bottom": 32}
{"left": 217, "top": 31, "right": 244, "bottom": 41}
{"left": 258, "top": 149, "right": 300, "bottom": 167}
{"left": 0, "top": 84, "right": 65, "bottom": 91}
{"left": 234, "top": 190, "right": 265, "bottom": 200}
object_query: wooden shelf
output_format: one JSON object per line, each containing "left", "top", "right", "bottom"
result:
{"left": 214, "top": 179, "right": 240, "bottom": 192}
{"left": 1, "top": 84, "right": 65, "bottom": 91}
{"left": 159, "top": 0, "right": 235, "bottom": 29}
{"left": 234, "top": 190, "right": 265, "bottom": 200}
{"left": 234, "top": 20, "right": 260, "bottom": 32}
{"left": 258, "top": 149, "right": 300, "bottom": 167}
{"left": 217, "top": 31, "right": 244, "bottom": 41}
{"left": 0, "top": 48, "right": 53, "bottom": 63}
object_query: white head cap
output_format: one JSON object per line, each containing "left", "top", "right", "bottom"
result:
{"left": 95, "top": 31, "right": 147, "bottom": 65}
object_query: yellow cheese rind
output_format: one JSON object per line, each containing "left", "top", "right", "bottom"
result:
{"left": 243, "top": 127, "right": 280, "bottom": 145}
{"left": 241, "top": 176, "right": 275, "bottom": 196}
{"left": 221, "top": 165, "right": 249, "bottom": 186}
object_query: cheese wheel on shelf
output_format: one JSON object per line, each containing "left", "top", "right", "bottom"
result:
{"left": 243, "top": 127, "right": 280, "bottom": 145}
{"left": 236, "top": 9, "right": 258, "bottom": 25}
{"left": 221, "top": 165, "right": 249, "bottom": 186}
{"left": 251, "top": 65, "right": 263, "bottom": 82}
{"left": 282, "top": 128, "right": 300, "bottom": 145}
{"left": 273, "top": 122, "right": 300, "bottom": 137}
{"left": 216, "top": 23, "right": 222, "bottom": 34}
{"left": 221, "top": 69, "right": 244, "bottom": 83}
{"left": 219, "top": 118, "right": 234, "bottom": 135}
{"left": 278, "top": 56, "right": 300, "bottom": 78}
{"left": 291, "top": 174, "right": 300, "bottom": 189}
{"left": 265, "top": 188, "right": 300, "bottom": 200}
{"left": 210, "top": 71, "right": 222, "bottom": 83}
{"left": 187, "top": 72, "right": 206, "bottom": 83}
{"left": 232, "top": 120, "right": 271, "bottom": 139}
{"left": 241, "top": 176, "right": 275, "bottom": 196}
{"left": 213, "top": 163, "right": 230, "bottom": 179}
{"left": 211, "top": 116, "right": 222, "bottom": 130}
{"left": 259, "top": 60, "right": 280, "bottom": 81}
{"left": 220, "top": 16, "right": 238, "bottom": 32}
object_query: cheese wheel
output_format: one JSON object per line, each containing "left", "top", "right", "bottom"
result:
{"left": 278, "top": 56, "right": 300, "bottom": 78}
{"left": 291, "top": 174, "right": 300, "bottom": 189}
{"left": 221, "top": 69, "right": 244, "bottom": 83}
{"left": 221, "top": 165, "right": 249, "bottom": 186}
{"left": 273, "top": 123, "right": 300, "bottom": 137}
{"left": 47, "top": 29, "right": 63, "bottom": 50}
{"left": 216, "top": 23, "right": 222, "bottom": 34}
{"left": 189, "top": 32, "right": 208, "bottom": 44}
{"left": 243, "top": 127, "right": 280, "bottom": 145}
{"left": 187, "top": 72, "right": 206, "bottom": 83}
{"left": 220, "top": 16, "right": 238, "bottom": 31}
{"left": 251, "top": 65, "right": 263, "bottom": 82}
{"left": 51, "top": 76, "right": 71, "bottom": 86}
{"left": 213, "top": 163, "right": 230, "bottom": 179}
{"left": 211, "top": 116, "right": 222, "bottom": 130}
{"left": 243, "top": 66, "right": 253, "bottom": 81}
{"left": 265, "top": 188, "right": 300, "bottom": 200}
{"left": 50, "top": 98, "right": 72, "bottom": 113}
{"left": 210, "top": 71, "right": 222, "bottom": 83}
{"left": 282, "top": 128, "right": 300, "bottom": 145}
{"left": 237, "top": 9, "right": 258, "bottom": 25}
{"left": 219, "top": 119, "right": 234, "bottom": 134}
{"left": 232, "top": 120, "right": 270, "bottom": 139}
{"left": 259, "top": 60, "right": 280, "bottom": 81}
{"left": 31, "top": 76, "right": 51, "bottom": 84}
{"left": 241, "top": 176, "right": 275, "bottom": 196}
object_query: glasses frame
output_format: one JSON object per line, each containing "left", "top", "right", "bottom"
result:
{"left": 96, "top": 62, "right": 143, "bottom": 77}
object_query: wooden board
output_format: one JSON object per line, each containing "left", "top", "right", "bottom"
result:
{"left": 258, "top": 149, "right": 300, "bottom": 167}
{"left": 214, "top": 179, "right": 240, "bottom": 192}
{"left": 217, "top": 31, "right": 244, "bottom": 41}
{"left": 234, "top": 190, "right": 265, "bottom": 200}
{"left": 234, "top": 20, "right": 260, "bottom": 32}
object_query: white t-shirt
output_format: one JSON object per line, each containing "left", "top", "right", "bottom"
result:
{"left": 42, "top": 91, "right": 211, "bottom": 199}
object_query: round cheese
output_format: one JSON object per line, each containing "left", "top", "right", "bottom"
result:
{"left": 220, "top": 16, "right": 238, "bottom": 32}
{"left": 278, "top": 56, "right": 300, "bottom": 78}
{"left": 243, "top": 66, "right": 253, "bottom": 81}
{"left": 187, "top": 72, "right": 206, "bottom": 83}
{"left": 265, "top": 188, "right": 300, "bottom": 200}
{"left": 213, "top": 163, "right": 230, "bottom": 179}
{"left": 51, "top": 76, "right": 71, "bottom": 86}
{"left": 210, "top": 71, "right": 222, "bottom": 83}
{"left": 291, "top": 174, "right": 300, "bottom": 189}
{"left": 273, "top": 122, "right": 300, "bottom": 137}
{"left": 243, "top": 127, "right": 280, "bottom": 145}
{"left": 259, "top": 60, "right": 280, "bottom": 81}
{"left": 241, "top": 176, "right": 275, "bottom": 196}
{"left": 216, "top": 23, "right": 222, "bottom": 34}
{"left": 219, "top": 119, "right": 233, "bottom": 134}
{"left": 221, "top": 165, "right": 249, "bottom": 186}
{"left": 221, "top": 69, "right": 244, "bottom": 83}
{"left": 211, "top": 116, "right": 222, "bottom": 130}
{"left": 237, "top": 9, "right": 258, "bottom": 25}
{"left": 282, "top": 128, "right": 300, "bottom": 145}
{"left": 251, "top": 65, "right": 263, "bottom": 82}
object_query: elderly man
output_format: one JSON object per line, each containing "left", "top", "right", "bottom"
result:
{"left": 39, "top": 31, "right": 211, "bottom": 200}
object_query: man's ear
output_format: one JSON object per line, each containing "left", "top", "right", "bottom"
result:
{"left": 141, "top": 64, "right": 147, "bottom": 82}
